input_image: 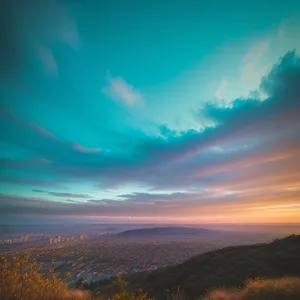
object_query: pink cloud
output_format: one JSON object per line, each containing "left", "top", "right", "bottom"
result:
{"left": 29, "top": 122, "right": 59, "bottom": 140}
{"left": 72, "top": 142, "right": 101, "bottom": 153}
{"left": 103, "top": 73, "right": 143, "bottom": 106}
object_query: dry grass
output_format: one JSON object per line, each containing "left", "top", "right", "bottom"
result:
{"left": 99, "top": 275, "right": 153, "bottom": 300}
{"left": 202, "top": 277, "right": 300, "bottom": 300}
{"left": 0, "top": 255, "right": 91, "bottom": 300}
{"left": 1, "top": 254, "right": 300, "bottom": 300}
{"left": 0, "top": 256, "right": 151, "bottom": 300}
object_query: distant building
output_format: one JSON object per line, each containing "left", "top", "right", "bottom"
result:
{"left": 80, "top": 235, "right": 84, "bottom": 241}
{"left": 53, "top": 236, "right": 61, "bottom": 244}
{"left": 49, "top": 238, "right": 53, "bottom": 245}
{"left": 19, "top": 235, "right": 28, "bottom": 243}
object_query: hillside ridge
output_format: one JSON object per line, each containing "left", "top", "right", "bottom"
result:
{"left": 117, "top": 226, "right": 213, "bottom": 237}
{"left": 121, "top": 234, "right": 300, "bottom": 299}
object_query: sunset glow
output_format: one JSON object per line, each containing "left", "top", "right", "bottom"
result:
{"left": 1, "top": 1, "right": 300, "bottom": 225}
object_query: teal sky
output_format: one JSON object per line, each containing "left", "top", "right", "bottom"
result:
{"left": 1, "top": 0, "right": 300, "bottom": 224}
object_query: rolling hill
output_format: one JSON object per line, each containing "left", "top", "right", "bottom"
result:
{"left": 117, "top": 226, "right": 215, "bottom": 237}
{"left": 124, "top": 234, "right": 300, "bottom": 299}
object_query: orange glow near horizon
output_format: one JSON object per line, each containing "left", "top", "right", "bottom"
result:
{"left": 74, "top": 205, "right": 300, "bottom": 224}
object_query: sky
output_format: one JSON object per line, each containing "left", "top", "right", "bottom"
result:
{"left": 1, "top": 0, "right": 300, "bottom": 224}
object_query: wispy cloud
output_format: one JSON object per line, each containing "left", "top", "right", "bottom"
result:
{"left": 215, "top": 78, "right": 228, "bottom": 102}
{"left": 1, "top": 184, "right": 300, "bottom": 223}
{"left": 32, "top": 189, "right": 92, "bottom": 198}
{"left": 103, "top": 73, "right": 143, "bottom": 106}
{"left": 72, "top": 142, "right": 101, "bottom": 153}
{"left": 38, "top": 45, "right": 58, "bottom": 75}
{"left": 277, "top": 22, "right": 286, "bottom": 38}
{"left": 0, "top": 109, "right": 102, "bottom": 161}
{"left": 60, "top": 19, "right": 80, "bottom": 50}
{"left": 241, "top": 39, "right": 270, "bottom": 84}
{"left": 29, "top": 122, "right": 59, "bottom": 140}
{"left": 0, "top": 176, "right": 62, "bottom": 188}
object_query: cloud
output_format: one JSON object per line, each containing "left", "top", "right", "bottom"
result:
{"left": 32, "top": 189, "right": 92, "bottom": 198}
{"left": 66, "top": 199, "right": 78, "bottom": 203}
{"left": 103, "top": 73, "right": 143, "bottom": 106}
{"left": 29, "top": 122, "right": 59, "bottom": 140}
{"left": 0, "top": 176, "right": 62, "bottom": 188}
{"left": 72, "top": 142, "right": 101, "bottom": 153}
{"left": 38, "top": 45, "right": 58, "bottom": 75}
{"left": 81, "top": 51, "right": 300, "bottom": 190}
{"left": 8, "top": 48, "right": 299, "bottom": 192}
{"left": 0, "top": 157, "right": 51, "bottom": 168}
{"left": 277, "top": 22, "right": 286, "bottom": 38}
{"left": 241, "top": 39, "right": 270, "bottom": 85}
{"left": 1, "top": 184, "right": 299, "bottom": 223}
{"left": 1, "top": 51, "right": 300, "bottom": 223}
{"left": 0, "top": 108, "right": 102, "bottom": 162}
{"left": 0, "top": 0, "right": 79, "bottom": 81}
{"left": 60, "top": 19, "right": 80, "bottom": 50}
{"left": 215, "top": 78, "right": 228, "bottom": 102}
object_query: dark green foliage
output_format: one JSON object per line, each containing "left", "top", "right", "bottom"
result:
{"left": 124, "top": 235, "right": 300, "bottom": 299}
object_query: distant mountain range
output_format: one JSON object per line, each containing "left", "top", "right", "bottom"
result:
{"left": 117, "top": 226, "right": 215, "bottom": 237}
{"left": 125, "top": 234, "right": 300, "bottom": 299}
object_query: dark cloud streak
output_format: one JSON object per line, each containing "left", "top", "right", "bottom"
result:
{"left": 32, "top": 189, "right": 92, "bottom": 198}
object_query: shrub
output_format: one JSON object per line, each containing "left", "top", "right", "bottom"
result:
{"left": 0, "top": 256, "right": 151, "bottom": 300}
{"left": 99, "top": 275, "right": 152, "bottom": 300}
{"left": 202, "top": 277, "right": 300, "bottom": 300}
{"left": 0, "top": 255, "right": 91, "bottom": 300}
{"left": 2, "top": 253, "right": 299, "bottom": 300}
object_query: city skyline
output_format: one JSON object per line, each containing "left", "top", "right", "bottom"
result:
{"left": 1, "top": 0, "right": 300, "bottom": 224}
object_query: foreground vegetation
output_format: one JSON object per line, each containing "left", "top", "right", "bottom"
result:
{"left": 1, "top": 256, "right": 300, "bottom": 300}
{"left": 1, "top": 235, "right": 300, "bottom": 299}
{"left": 124, "top": 234, "right": 300, "bottom": 298}
{"left": 0, "top": 255, "right": 151, "bottom": 300}
{"left": 0, "top": 255, "right": 86, "bottom": 300}
{"left": 203, "top": 277, "right": 300, "bottom": 300}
